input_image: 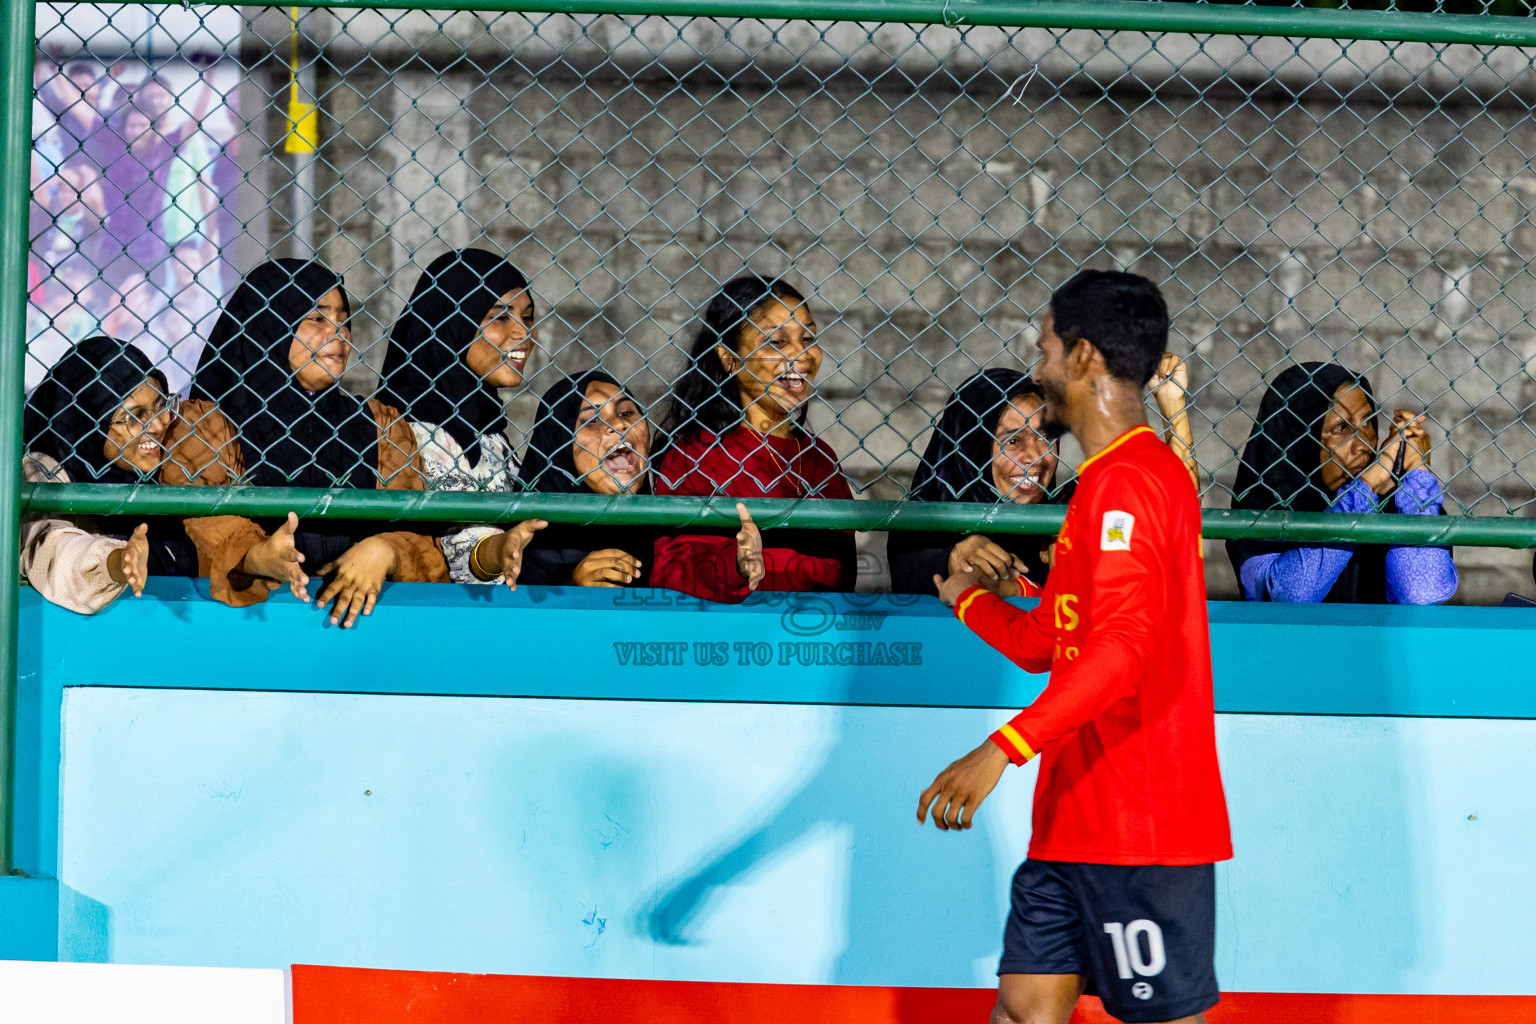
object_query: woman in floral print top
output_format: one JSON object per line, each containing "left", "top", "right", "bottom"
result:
{"left": 379, "top": 248, "right": 546, "bottom": 585}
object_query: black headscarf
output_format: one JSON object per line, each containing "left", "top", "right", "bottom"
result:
{"left": 23, "top": 336, "right": 198, "bottom": 576}
{"left": 378, "top": 248, "right": 528, "bottom": 464}
{"left": 190, "top": 258, "right": 376, "bottom": 489}
{"left": 1232, "top": 362, "right": 1371, "bottom": 517}
{"left": 517, "top": 371, "right": 657, "bottom": 587}
{"left": 25, "top": 336, "right": 164, "bottom": 486}
{"left": 889, "top": 369, "right": 1065, "bottom": 594}
{"left": 521, "top": 370, "right": 650, "bottom": 495}
{"left": 1227, "top": 361, "right": 1388, "bottom": 603}
{"left": 909, "top": 369, "right": 1054, "bottom": 504}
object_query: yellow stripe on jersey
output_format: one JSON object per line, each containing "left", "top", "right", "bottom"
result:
{"left": 954, "top": 587, "right": 986, "bottom": 624}
{"left": 1077, "top": 424, "right": 1155, "bottom": 476}
{"left": 997, "top": 723, "right": 1037, "bottom": 762}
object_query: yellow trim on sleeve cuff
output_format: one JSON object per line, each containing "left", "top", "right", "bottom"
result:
{"left": 954, "top": 586, "right": 987, "bottom": 624}
{"left": 992, "top": 723, "right": 1037, "bottom": 765}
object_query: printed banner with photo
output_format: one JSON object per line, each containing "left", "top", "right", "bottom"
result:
{"left": 28, "top": 50, "right": 241, "bottom": 393}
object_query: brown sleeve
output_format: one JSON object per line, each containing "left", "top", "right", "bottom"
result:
{"left": 368, "top": 398, "right": 426, "bottom": 491}
{"left": 375, "top": 531, "right": 450, "bottom": 583}
{"left": 182, "top": 515, "right": 273, "bottom": 607}
{"left": 159, "top": 400, "right": 245, "bottom": 487}
{"left": 364, "top": 399, "right": 447, "bottom": 581}
{"left": 159, "top": 402, "right": 271, "bottom": 606}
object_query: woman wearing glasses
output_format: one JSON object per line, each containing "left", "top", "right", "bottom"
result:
{"left": 20, "top": 335, "right": 196, "bottom": 613}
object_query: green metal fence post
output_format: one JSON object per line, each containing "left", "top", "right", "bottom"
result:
{"left": 0, "top": 0, "right": 35, "bottom": 874}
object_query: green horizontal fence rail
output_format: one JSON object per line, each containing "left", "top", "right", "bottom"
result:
{"left": 73, "top": 0, "right": 1536, "bottom": 44}
{"left": 20, "top": 481, "right": 1536, "bottom": 546}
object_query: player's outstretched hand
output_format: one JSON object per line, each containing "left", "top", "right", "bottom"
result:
{"left": 932, "top": 566, "right": 996, "bottom": 608}
{"left": 917, "top": 739, "right": 1010, "bottom": 831}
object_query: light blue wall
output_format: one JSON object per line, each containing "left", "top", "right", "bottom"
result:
{"left": 54, "top": 691, "right": 1536, "bottom": 994}
{"left": 16, "top": 582, "right": 1536, "bottom": 991}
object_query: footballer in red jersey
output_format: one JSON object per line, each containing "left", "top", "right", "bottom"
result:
{"left": 918, "top": 271, "right": 1232, "bottom": 1024}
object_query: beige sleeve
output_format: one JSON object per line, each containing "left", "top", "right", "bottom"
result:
{"left": 19, "top": 452, "right": 128, "bottom": 614}
{"left": 19, "top": 517, "right": 127, "bottom": 616}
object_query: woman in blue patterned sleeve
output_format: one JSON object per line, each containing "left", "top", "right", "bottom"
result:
{"left": 1226, "top": 361, "right": 1457, "bottom": 604}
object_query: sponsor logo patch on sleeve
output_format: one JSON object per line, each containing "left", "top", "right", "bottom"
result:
{"left": 1100, "top": 510, "right": 1135, "bottom": 551}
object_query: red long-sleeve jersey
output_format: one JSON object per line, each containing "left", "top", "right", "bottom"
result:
{"left": 955, "top": 425, "right": 1232, "bottom": 865}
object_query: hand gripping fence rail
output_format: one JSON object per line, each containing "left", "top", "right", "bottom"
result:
{"left": 10, "top": 0, "right": 1536, "bottom": 867}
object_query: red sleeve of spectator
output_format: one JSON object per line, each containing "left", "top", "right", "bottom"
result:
{"left": 761, "top": 546, "right": 844, "bottom": 592}
{"left": 652, "top": 436, "right": 716, "bottom": 497}
{"left": 651, "top": 534, "right": 753, "bottom": 603}
{"left": 649, "top": 435, "right": 751, "bottom": 601}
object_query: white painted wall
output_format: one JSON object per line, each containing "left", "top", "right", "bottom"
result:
{"left": 0, "top": 960, "right": 285, "bottom": 1024}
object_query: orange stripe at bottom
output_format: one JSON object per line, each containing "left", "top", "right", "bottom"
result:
{"left": 291, "top": 966, "right": 1536, "bottom": 1024}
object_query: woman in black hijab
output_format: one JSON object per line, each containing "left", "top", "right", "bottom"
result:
{"left": 378, "top": 248, "right": 542, "bottom": 586}
{"left": 518, "top": 370, "right": 658, "bottom": 588}
{"left": 1227, "top": 361, "right": 1456, "bottom": 604}
{"left": 21, "top": 336, "right": 195, "bottom": 612}
{"left": 164, "top": 258, "right": 447, "bottom": 624}
{"left": 888, "top": 369, "right": 1063, "bottom": 596}
{"left": 379, "top": 247, "right": 531, "bottom": 482}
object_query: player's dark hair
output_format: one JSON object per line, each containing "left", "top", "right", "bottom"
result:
{"left": 1049, "top": 270, "right": 1169, "bottom": 387}
{"left": 662, "top": 273, "right": 809, "bottom": 445}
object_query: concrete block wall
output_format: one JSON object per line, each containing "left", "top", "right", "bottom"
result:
{"left": 232, "top": 12, "right": 1536, "bottom": 600}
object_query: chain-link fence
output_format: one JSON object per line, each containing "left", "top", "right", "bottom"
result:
{"left": 20, "top": 1, "right": 1536, "bottom": 596}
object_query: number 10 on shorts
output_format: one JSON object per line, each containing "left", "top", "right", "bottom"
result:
{"left": 1103, "top": 920, "right": 1167, "bottom": 979}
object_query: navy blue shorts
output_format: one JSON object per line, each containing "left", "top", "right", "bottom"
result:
{"left": 999, "top": 859, "right": 1218, "bottom": 1024}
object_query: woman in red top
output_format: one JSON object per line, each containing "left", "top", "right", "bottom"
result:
{"left": 653, "top": 274, "right": 855, "bottom": 601}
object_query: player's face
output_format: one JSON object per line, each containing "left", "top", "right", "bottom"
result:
{"left": 1318, "top": 383, "right": 1379, "bottom": 492}
{"left": 1032, "top": 313, "right": 1071, "bottom": 440}
{"left": 991, "top": 395, "right": 1057, "bottom": 504}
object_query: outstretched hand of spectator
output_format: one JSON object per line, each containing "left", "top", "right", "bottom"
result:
{"left": 735, "top": 503, "right": 765, "bottom": 591}
{"left": 932, "top": 566, "right": 999, "bottom": 608}
{"left": 570, "top": 548, "right": 642, "bottom": 587}
{"left": 315, "top": 535, "right": 395, "bottom": 629}
{"left": 499, "top": 519, "right": 548, "bottom": 590}
{"left": 106, "top": 522, "right": 150, "bottom": 598}
{"left": 949, "top": 534, "right": 1026, "bottom": 581}
{"left": 240, "top": 512, "right": 309, "bottom": 601}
